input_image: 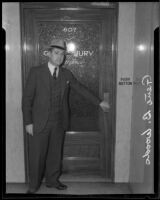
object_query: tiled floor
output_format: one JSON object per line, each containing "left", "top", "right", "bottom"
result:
{"left": 6, "top": 172, "right": 133, "bottom": 194}
{"left": 6, "top": 182, "right": 132, "bottom": 194}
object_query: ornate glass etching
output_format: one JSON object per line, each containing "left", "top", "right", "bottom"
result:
{"left": 37, "top": 22, "right": 100, "bottom": 130}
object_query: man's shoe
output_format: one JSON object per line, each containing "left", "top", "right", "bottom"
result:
{"left": 46, "top": 182, "right": 67, "bottom": 190}
{"left": 26, "top": 187, "right": 39, "bottom": 194}
{"left": 55, "top": 183, "right": 67, "bottom": 190}
{"left": 26, "top": 189, "right": 37, "bottom": 194}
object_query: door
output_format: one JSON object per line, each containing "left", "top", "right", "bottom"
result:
{"left": 21, "top": 2, "right": 117, "bottom": 182}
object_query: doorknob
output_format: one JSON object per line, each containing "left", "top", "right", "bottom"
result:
{"left": 100, "top": 92, "right": 110, "bottom": 112}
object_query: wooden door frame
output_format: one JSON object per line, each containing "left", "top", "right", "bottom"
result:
{"left": 20, "top": 2, "right": 118, "bottom": 183}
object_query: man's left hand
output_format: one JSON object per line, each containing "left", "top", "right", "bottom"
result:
{"left": 99, "top": 101, "right": 110, "bottom": 112}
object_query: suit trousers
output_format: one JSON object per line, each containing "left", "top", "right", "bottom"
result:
{"left": 28, "top": 119, "right": 65, "bottom": 190}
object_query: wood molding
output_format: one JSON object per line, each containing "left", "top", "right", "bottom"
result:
{"left": 20, "top": 2, "right": 118, "bottom": 183}
{"left": 20, "top": 2, "right": 118, "bottom": 9}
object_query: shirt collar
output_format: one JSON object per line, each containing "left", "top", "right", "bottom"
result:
{"left": 48, "top": 61, "right": 57, "bottom": 70}
{"left": 48, "top": 62, "right": 59, "bottom": 76}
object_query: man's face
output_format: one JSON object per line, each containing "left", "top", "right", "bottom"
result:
{"left": 48, "top": 48, "right": 65, "bottom": 66}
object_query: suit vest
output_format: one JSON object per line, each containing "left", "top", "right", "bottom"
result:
{"left": 48, "top": 71, "right": 62, "bottom": 122}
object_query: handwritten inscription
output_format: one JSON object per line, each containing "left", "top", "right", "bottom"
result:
{"left": 141, "top": 75, "right": 153, "bottom": 165}
{"left": 141, "top": 126, "right": 152, "bottom": 165}
{"left": 142, "top": 75, "right": 153, "bottom": 106}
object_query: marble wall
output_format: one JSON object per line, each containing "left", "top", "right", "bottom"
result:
{"left": 3, "top": 3, "right": 25, "bottom": 182}
{"left": 114, "top": 3, "right": 135, "bottom": 182}
{"left": 129, "top": 2, "right": 158, "bottom": 193}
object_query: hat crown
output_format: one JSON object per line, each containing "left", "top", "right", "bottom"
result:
{"left": 50, "top": 38, "right": 66, "bottom": 50}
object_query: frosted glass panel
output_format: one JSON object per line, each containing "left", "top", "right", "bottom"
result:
{"left": 38, "top": 22, "right": 100, "bottom": 130}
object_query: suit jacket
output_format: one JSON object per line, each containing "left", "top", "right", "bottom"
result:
{"left": 22, "top": 63, "right": 101, "bottom": 133}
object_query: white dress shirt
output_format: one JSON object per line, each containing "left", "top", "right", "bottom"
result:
{"left": 48, "top": 62, "right": 59, "bottom": 77}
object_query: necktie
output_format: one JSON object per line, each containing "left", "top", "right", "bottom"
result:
{"left": 53, "top": 67, "right": 57, "bottom": 79}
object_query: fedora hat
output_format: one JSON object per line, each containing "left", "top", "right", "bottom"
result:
{"left": 44, "top": 38, "right": 67, "bottom": 51}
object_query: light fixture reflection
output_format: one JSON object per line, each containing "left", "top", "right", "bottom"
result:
{"left": 67, "top": 42, "right": 76, "bottom": 53}
{"left": 137, "top": 44, "right": 147, "bottom": 52}
{"left": 5, "top": 44, "right": 10, "bottom": 51}
{"left": 23, "top": 43, "right": 31, "bottom": 51}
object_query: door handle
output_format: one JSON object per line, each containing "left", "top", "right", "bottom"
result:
{"left": 101, "top": 92, "right": 110, "bottom": 112}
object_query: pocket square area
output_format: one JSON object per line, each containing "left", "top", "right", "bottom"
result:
{"left": 66, "top": 81, "right": 70, "bottom": 84}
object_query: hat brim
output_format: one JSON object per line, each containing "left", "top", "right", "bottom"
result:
{"left": 45, "top": 45, "right": 66, "bottom": 51}
{"left": 43, "top": 49, "right": 72, "bottom": 56}
{"left": 50, "top": 45, "right": 66, "bottom": 51}
{"left": 44, "top": 45, "right": 72, "bottom": 55}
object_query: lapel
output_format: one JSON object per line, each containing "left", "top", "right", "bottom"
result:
{"left": 41, "top": 63, "right": 68, "bottom": 100}
{"left": 60, "top": 67, "right": 69, "bottom": 100}
{"left": 41, "top": 63, "right": 51, "bottom": 93}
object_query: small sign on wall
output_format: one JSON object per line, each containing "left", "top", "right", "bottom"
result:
{"left": 118, "top": 77, "right": 132, "bottom": 85}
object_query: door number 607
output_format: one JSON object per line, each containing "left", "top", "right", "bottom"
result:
{"left": 63, "top": 27, "right": 77, "bottom": 32}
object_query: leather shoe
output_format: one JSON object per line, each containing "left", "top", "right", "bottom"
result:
{"left": 26, "top": 187, "right": 39, "bottom": 194}
{"left": 46, "top": 182, "right": 67, "bottom": 190}
{"left": 26, "top": 189, "right": 37, "bottom": 194}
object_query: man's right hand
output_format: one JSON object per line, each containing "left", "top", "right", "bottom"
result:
{"left": 25, "top": 124, "right": 33, "bottom": 136}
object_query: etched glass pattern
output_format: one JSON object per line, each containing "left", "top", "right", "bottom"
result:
{"left": 37, "top": 22, "right": 100, "bottom": 130}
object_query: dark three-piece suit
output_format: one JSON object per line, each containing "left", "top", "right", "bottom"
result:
{"left": 22, "top": 63, "right": 101, "bottom": 189}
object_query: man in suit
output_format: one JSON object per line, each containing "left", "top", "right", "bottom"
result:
{"left": 22, "top": 38, "right": 109, "bottom": 194}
